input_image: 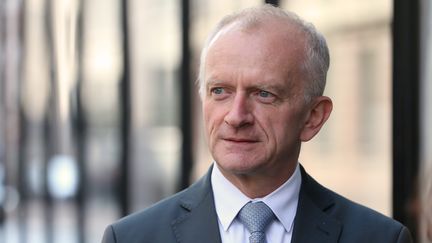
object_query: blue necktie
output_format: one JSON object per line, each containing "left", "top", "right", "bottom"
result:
{"left": 238, "top": 201, "right": 276, "bottom": 243}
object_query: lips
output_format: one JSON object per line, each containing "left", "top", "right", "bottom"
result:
{"left": 222, "top": 137, "right": 259, "bottom": 143}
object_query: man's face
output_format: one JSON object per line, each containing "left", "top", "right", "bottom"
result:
{"left": 202, "top": 22, "right": 311, "bottom": 179}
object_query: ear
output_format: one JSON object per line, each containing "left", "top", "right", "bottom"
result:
{"left": 300, "top": 96, "right": 333, "bottom": 142}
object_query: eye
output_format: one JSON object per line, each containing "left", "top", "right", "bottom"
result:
{"left": 255, "top": 90, "right": 276, "bottom": 103}
{"left": 258, "top": 90, "right": 272, "bottom": 98}
{"left": 211, "top": 87, "right": 225, "bottom": 95}
{"left": 209, "top": 87, "right": 230, "bottom": 100}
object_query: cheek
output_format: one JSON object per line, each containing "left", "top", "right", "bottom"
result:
{"left": 267, "top": 121, "right": 285, "bottom": 146}
{"left": 203, "top": 101, "right": 213, "bottom": 121}
{"left": 203, "top": 103, "right": 222, "bottom": 134}
{"left": 259, "top": 110, "right": 300, "bottom": 144}
{"left": 203, "top": 107, "right": 212, "bottom": 134}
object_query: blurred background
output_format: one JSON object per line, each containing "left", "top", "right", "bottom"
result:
{"left": 0, "top": 0, "right": 431, "bottom": 242}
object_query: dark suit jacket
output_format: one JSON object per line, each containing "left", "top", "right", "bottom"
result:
{"left": 101, "top": 165, "right": 412, "bottom": 243}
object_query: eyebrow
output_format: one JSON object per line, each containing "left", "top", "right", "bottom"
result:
{"left": 206, "top": 79, "right": 223, "bottom": 86}
{"left": 205, "top": 79, "right": 231, "bottom": 90}
{"left": 205, "top": 78, "right": 294, "bottom": 94}
{"left": 252, "top": 80, "right": 293, "bottom": 96}
{"left": 255, "top": 82, "right": 286, "bottom": 91}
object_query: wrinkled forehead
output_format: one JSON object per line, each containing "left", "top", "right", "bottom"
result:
{"left": 203, "top": 18, "right": 309, "bottom": 95}
{"left": 207, "top": 19, "right": 307, "bottom": 71}
{"left": 207, "top": 17, "right": 307, "bottom": 62}
{"left": 207, "top": 23, "right": 306, "bottom": 87}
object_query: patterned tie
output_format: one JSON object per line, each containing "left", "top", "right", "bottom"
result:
{"left": 238, "top": 201, "right": 276, "bottom": 243}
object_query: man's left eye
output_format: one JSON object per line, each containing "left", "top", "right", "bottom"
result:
{"left": 258, "top": 91, "right": 272, "bottom": 97}
{"left": 255, "top": 90, "right": 276, "bottom": 103}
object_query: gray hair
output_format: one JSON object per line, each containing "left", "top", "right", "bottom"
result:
{"left": 197, "top": 4, "right": 330, "bottom": 102}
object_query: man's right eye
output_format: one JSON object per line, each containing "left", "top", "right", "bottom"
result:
{"left": 211, "top": 87, "right": 225, "bottom": 95}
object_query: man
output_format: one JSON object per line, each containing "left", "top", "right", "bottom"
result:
{"left": 102, "top": 5, "right": 412, "bottom": 243}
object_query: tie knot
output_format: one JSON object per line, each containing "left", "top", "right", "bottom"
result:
{"left": 238, "top": 201, "right": 275, "bottom": 234}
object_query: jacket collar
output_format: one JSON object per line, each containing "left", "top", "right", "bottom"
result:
{"left": 171, "top": 166, "right": 222, "bottom": 243}
{"left": 291, "top": 165, "right": 342, "bottom": 243}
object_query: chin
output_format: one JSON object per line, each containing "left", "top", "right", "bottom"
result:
{"left": 215, "top": 154, "right": 264, "bottom": 174}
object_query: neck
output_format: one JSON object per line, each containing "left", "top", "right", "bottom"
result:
{"left": 218, "top": 161, "right": 298, "bottom": 198}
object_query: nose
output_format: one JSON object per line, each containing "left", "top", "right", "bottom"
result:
{"left": 224, "top": 93, "right": 254, "bottom": 128}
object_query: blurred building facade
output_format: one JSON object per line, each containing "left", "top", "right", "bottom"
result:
{"left": 0, "top": 0, "right": 430, "bottom": 242}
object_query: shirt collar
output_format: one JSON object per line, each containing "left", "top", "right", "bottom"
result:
{"left": 211, "top": 162, "right": 302, "bottom": 233}
{"left": 211, "top": 163, "right": 251, "bottom": 231}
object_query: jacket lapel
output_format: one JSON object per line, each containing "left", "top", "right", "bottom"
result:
{"left": 291, "top": 166, "right": 342, "bottom": 243}
{"left": 171, "top": 167, "right": 222, "bottom": 243}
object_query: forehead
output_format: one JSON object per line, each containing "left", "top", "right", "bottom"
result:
{"left": 205, "top": 19, "right": 307, "bottom": 85}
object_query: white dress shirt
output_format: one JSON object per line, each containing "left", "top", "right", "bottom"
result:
{"left": 211, "top": 162, "right": 302, "bottom": 243}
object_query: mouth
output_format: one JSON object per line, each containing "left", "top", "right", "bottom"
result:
{"left": 222, "top": 137, "right": 259, "bottom": 143}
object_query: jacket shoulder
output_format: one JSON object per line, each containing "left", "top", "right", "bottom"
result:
{"left": 105, "top": 173, "right": 213, "bottom": 243}
{"left": 329, "top": 191, "right": 410, "bottom": 242}
{"left": 299, "top": 166, "right": 411, "bottom": 242}
{"left": 107, "top": 189, "right": 186, "bottom": 243}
